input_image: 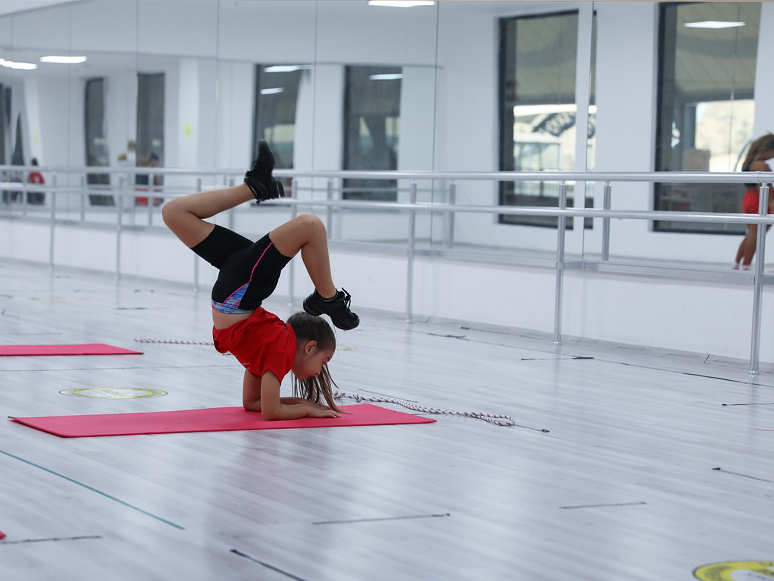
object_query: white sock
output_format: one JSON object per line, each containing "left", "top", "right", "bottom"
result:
{"left": 741, "top": 264, "right": 751, "bottom": 270}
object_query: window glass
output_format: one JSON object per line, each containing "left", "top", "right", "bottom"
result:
{"left": 136, "top": 73, "right": 165, "bottom": 172}
{"left": 0, "top": 85, "right": 7, "bottom": 165}
{"left": 253, "top": 64, "right": 303, "bottom": 173}
{"left": 655, "top": 2, "right": 760, "bottom": 233}
{"left": 343, "top": 65, "right": 401, "bottom": 201}
{"left": 499, "top": 11, "right": 593, "bottom": 228}
{"left": 84, "top": 78, "right": 112, "bottom": 205}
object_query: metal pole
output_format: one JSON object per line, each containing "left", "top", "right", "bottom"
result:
{"left": 749, "top": 182, "right": 769, "bottom": 374}
{"left": 446, "top": 180, "right": 456, "bottom": 249}
{"left": 49, "top": 175, "right": 57, "bottom": 270}
{"left": 602, "top": 181, "right": 611, "bottom": 261}
{"left": 21, "top": 170, "right": 28, "bottom": 217}
{"left": 228, "top": 176, "right": 236, "bottom": 231}
{"left": 326, "top": 178, "right": 333, "bottom": 239}
{"left": 406, "top": 180, "right": 417, "bottom": 324}
{"left": 80, "top": 174, "right": 86, "bottom": 222}
{"left": 554, "top": 181, "right": 567, "bottom": 344}
{"left": 148, "top": 173, "right": 154, "bottom": 226}
{"left": 194, "top": 177, "right": 202, "bottom": 292}
{"left": 288, "top": 178, "right": 298, "bottom": 306}
{"left": 116, "top": 179, "right": 123, "bottom": 281}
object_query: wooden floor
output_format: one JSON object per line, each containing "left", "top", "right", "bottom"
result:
{"left": 1, "top": 259, "right": 772, "bottom": 580}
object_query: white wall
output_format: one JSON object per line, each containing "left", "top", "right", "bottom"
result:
{"left": 2, "top": 218, "right": 771, "bottom": 363}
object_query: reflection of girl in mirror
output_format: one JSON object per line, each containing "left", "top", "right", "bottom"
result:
{"left": 162, "top": 141, "right": 359, "bottom": 421}
{"left": 733, "top": 133, "right": 774, "bottom": 270}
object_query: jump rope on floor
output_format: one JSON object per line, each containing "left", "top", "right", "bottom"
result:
{"left": 134, "top": 338, "right": 548, "bottom": 431}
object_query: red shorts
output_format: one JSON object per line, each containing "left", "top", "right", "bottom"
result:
{"left": 742, "top": 188, "right": 771, "bottom": 214}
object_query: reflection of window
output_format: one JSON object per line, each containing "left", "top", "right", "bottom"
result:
{"left": 655, "top": 2, "right": 760, "bottom": 234}
{"left": 84, "top": 77, "right": 112, "bottom": 205}
{"left": 499, "top": 11, "right": 594, "bottom": 229}
{"left": 0, "top": 84, "right": 7, "bottom": 165}
{"left": 253, "top": 65, "right": 303, "bottom": 174}
{"left": 136, "top": 73, "right": 165, "bottom": 173}
{"left": 343, "top": 66, "right": 401, "bottom": 201}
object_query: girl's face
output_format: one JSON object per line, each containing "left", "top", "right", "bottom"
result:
{"left": 292, "top": 341, "right": 334, "bottom": 379}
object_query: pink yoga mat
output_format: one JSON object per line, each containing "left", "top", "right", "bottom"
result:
{"left": 10, "top": 404, "right": 435, "bottom": 437}
{"left": 0, "top": 344, "right": 143, "bottom": 356}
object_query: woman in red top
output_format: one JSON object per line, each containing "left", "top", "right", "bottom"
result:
{"left": 162, "top": 141, "right": 359, "bottom": 421}
{"left": 734, "top": 133, "right": 774, "bottom": 270}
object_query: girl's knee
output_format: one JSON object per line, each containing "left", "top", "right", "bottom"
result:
{"left": 161, "top": 198, "right": 184, "bottom": 227}
{"left": 297, "top": 212, "right": 325, "bottom": 233}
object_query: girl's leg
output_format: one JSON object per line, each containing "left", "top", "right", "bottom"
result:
{"left": 269, "top": 213, "right": 359, "bottom": 330}
{"left": 162, "top": 184, "right": 253, "bottom": 248}
{"left": 734, "top": 237, "right": 745, "bottom": 266}
{"left": 269, "top": 213, "right": 337, "bottom": 298}
{"left": 741, "top": 224, "right": 758, "bottom": 266}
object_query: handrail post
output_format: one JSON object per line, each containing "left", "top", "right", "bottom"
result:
{"left": 193, "top": 177, "right": 202, "bottom": 292}
{"left": 288, "top": 178, "right": 298, "bottom": 306}
{"left": 228, "top": 176, "right": 236, "bottom": 230}
{"left": 116, "top": 177, "right": 123, "bottom": 281}
{"left": 326, "top": 178, "right": 334, "bottom": 240}
{"left": 80, "top": 174, "right": 86, "bottom": 222}
{"left": 554, "top": 181, "right": 567, "bottom": 344}
{"left": 602, "top": 181, "right": 611, "bottom": 261}
{"left": 406, "top": 180, "right": 418, "bottom": 324}
{"left": 749, "top": 182, "right": 770, "bottom": 374}
{"left": 446, "top": 180, "right": 456, "bottom": 249}
{"left": 21, "top": 170, "right": 28, "bottom": 217}
{"left": 148, "top": 173, "right": 154, "bottom": 226}
{"left": 49, "top": 175, "right": 57, "bottom": 270}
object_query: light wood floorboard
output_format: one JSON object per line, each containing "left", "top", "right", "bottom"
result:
{"left": 1, "top": 259, "right": 773, "bottom": 580}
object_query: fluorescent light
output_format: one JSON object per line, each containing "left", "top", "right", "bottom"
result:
{"left": 260, "top": 87, "right": 284, "bottom": 95}
{"left": 369, "top": 73, "right": 403, "bottom": 81}
{"left": 264, "top": 65, "right": 308, "bottom": 73}
{"left": 684, "top": 21, "right": 745, "bottom": 29}
{"left": 40, "top": 55, "right": 87, "bottom": 64}
{"left": 0, "top": 59, "right": 37, "bottom": 70}
{"left": 369, "top": 1, "right": 435, "bottom": 6}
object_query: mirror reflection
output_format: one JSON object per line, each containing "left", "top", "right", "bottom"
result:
{"left": 0, "top": 1, "right": 772, "bottom": 270}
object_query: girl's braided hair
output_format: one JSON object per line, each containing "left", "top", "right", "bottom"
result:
{"left": 287, "top": 312, "right": 340, "bottom": 413}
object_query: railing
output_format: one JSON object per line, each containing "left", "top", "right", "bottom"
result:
{"left": 2, "top": 164, "right": 774, "bottom": 373}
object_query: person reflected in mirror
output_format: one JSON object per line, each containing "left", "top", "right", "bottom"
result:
{"left": 27, "top": 158, "right": 45, "bottom": 205}
{"left": 733, "top": 133, "right": 774, "bottom": 270}
{"left": 162, "top": 141, "right": 359, "bottom": 421}
{"left": 135, "top": 151, "right": 162, "bottom": 206}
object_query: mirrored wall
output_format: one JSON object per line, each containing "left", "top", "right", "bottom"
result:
{"left": 1, "top": 0, "right": 772, "bottom": 269}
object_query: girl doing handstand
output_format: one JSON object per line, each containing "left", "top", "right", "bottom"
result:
{"left": 162, "top": 142, "right": 359, "bottom": 420}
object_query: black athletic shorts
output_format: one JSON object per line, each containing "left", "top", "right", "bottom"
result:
{"left": 190, "top": 224, "right": 292, "bottom": 312}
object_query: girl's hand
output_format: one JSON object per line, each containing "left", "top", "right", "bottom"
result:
{"left": 306, "top": 404, "right": 340, "bottom": 418}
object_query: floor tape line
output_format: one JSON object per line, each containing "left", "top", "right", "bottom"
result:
{"left": 313, "top": 513, "right": 451, "bottom": 525}
{"left": 0, "top": 535, "right": 101, "bottom": 545}
{"left": 0, "top": 449, "right": 184, "bottom": 530}
{"left": 231, "top": 550, "right": 308, "bottom": 581}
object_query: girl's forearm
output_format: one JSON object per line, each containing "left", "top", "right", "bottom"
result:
{"left": 263, "top": 402, "right": 312, "bottom": 421}
{"left": 279, "top": 397, "right": 308, "bottom": 405}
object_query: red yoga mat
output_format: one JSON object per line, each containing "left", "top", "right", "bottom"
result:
{"left": 0, "top": 344, "right": 143, "bottom": 356}
{"left": 9, "top": 404, "right": 436, "bottom": 438}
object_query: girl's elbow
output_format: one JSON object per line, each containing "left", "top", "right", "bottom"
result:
{"left": 260, "top": 407, "right": 278, "bottom": 421}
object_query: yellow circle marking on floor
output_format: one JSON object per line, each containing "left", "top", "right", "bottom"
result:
{"left": 694, "top": 561, "right": 774, "bottom": 580}
{"left": 337, "top": 346, "right": 356, "bottom": 351}
{"left": 59, "top": 387, "right": 167, "bottom": 399}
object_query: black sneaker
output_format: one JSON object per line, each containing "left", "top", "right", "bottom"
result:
{"left": 244, "top": 140, "right": 285, "bottom": 202}
{"left": 303, "top": 289, "right": 360, "bottom": 330}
